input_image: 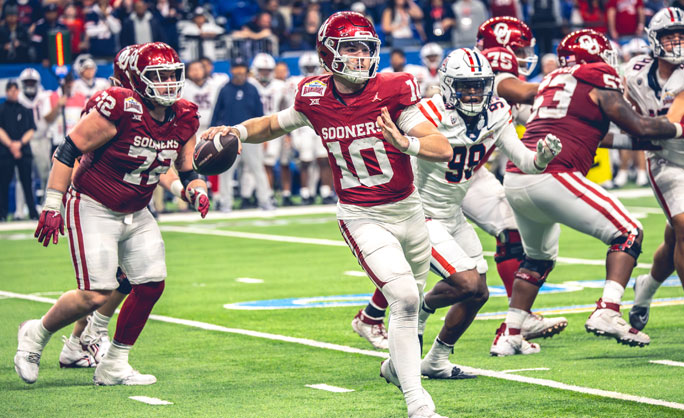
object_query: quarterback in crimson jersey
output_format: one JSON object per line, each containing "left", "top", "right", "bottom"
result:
{"left": 492, "top": 30, "right": 684, "bottom": 356}
{"left": 203, "top": 12, "right": 451, "bottom": 418}
{"left": 15, "top": 43, "right": 208, "bottom": 387}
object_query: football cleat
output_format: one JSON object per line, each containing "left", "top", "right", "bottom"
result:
{"left": 629, "top": 274, "right": 652, "bottom": 330}
{"left": 94, "top": 359, "right": 157, "bottom": 386}
{"left": 380, "top": 359, "right": 435, "bottom": 412}
{"left": 490, "top": 323, "right": 540, "bottom": 356}
{"left": 585, "top": 299, "right": 650, "bottom": 347}
{"left": 352, "top": 311, "right": 388, "bottom": 350}
{"left": 80, "top": 315, "right": 110, "bottom": 364}
{"left": 59, "top": 336, "right": 96, "bottom": 368}
{"left": 14, "top": 320, "right": 44, "bottom": 384}
{"left": 421, "top": 361, "right": 477, "bottom": 380}
{"left": 521, "top": 313, "right": 568, "bottom": 340}
{"left": 410, "top": 406, "right": 449, "bottom": 418}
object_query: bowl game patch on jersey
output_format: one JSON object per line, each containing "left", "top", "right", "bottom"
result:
{"left": 301, "top": 80, "right": 327, "bottom": 97}
{"left": 124, "top": 97, "right": 143, "bottom": 114}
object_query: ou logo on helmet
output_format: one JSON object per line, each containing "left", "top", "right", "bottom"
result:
{"left": 578, "top": 35, "right": 601, "bottom": 54}
{"left": 494, "top": 23, "right": 511, "bottom": 46}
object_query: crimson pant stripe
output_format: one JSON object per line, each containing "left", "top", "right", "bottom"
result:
{"left": 569, "top": 172, "right": 638, "bottom": 231}
{"left": 338, "top": 220, "right": 385, "bottom": 288}
{"left": 431, "top": 247, "right": 456, "bottom": 276}
{"left": 646, "top": 158, "right": 672, "bottom": 221}
{"left": 73, "top": 191, "right": 90, "bottom": 290}
{"left": 65, "top": 191, "right": 81, "bottom": 289}
{"left": 552, "top": 173, "right": 628, "bottom": 234}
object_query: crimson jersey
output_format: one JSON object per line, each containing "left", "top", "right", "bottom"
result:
{"left": 482, "top": 47, "right": 520, "bottom": 78}
{"left": 73, "top": 87, "right": 199, "bottom": 213}
{"left": 294, "top": 72, "right": 421, "bottom": 206}
{"left": 507, "top": 62, "right": 623, "bottom": 176}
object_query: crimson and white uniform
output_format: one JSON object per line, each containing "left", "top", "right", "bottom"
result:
{"left": 623, "top": 55, "right": 684, "bottom": 221}
{"left": 505, "top": 63, "right": 641, "bottom": 260}
{"left": 73, "top": 77, "right": 111, "bottom": 100}
{"left": 69, "top": 87, "right": 199, "bottom": 290}
{"left": 415, "top": 95, "right": 541, "bottom": 278}
{"left": 283, "top": 72, "right": 431, "bottom": 290}
{"left": 380, "top": 64, "right": 435, "bottom": 96}
{"left": 285, "top": 75, "right": 326, "bottom": 163}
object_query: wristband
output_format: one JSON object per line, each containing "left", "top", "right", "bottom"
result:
{"left": 674, "top": 123, "right": 683, "bottom": 138}
{"left": 44, "top": 189, "right": 64, "bottom": 212}
{"left": 170, "top": 179, "right": 184, "bottom": 198}
{"left": 234, "top": 124, "right": 248, "bottom": 142}
{"left": 404, "top": 136, "right": 420, "bottom": 156}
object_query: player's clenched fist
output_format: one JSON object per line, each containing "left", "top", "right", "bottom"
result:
{"left": 534, "top": 134, "right": 562, "bottom": 169}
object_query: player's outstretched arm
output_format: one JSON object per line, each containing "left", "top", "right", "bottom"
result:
{"left": 176, "top": 135, "right": 210, "bottom": 218}
{"left": 594, "top": 88, "right": 683, "bottom": 139}
{"left": 377, "top": 107, "right": 452, "bottom": 162}
{"left": 201, "top": 113, "right": 290, "bottom": 145}
{"left": 497, "top": 123, "right": 561, "bottom": 173}
{"left": 497, "top": 78, "right": 539, "bottom": 105}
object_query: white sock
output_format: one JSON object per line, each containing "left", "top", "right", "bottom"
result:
{"left": 602, "top": 280, "right": 625, "bottom": 304}
{"left": 424, "top": 337, "right": 453, "bottom": 365}
{"left": 300, "top": 187, "right": 310, "bottom": 199}
{"left": 282, "top": 189, "right": 291, "bottom": 198}
{"left": 22, "top": 318, "right": 53, "bottom": 351}
{"left": 382, "top": 278, "right": 424, "bottom": 414}
{"left": 320, "top": 185, "right": 331, "bottom": 198}
{"left": 91, "top": 311, "right": 111, "bottom": 332}
{"left": 633, "top": 274, "right": 662, "bottom": 307}
{"left": 505, "top": 308, "right": 528, "bottom": 330}
{"left": 68, "top": 334, "right": 81, "bottom": 347}
{"left": 105, "top": 340, "right": 132, "bottom": 363}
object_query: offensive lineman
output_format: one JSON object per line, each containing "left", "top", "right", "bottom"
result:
{"left": 203, "top": 12, "right": 452, "bottom": 418}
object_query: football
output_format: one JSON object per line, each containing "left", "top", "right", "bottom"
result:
{"left": 192, "top": 132, "right": 240, "bottom": 176}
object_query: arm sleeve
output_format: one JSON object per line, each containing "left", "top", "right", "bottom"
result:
{"left": 276, "top": 106, "right": 312, "bottom": 132}
{"left": 496, "top": 122, "right": 542, "bottom": 174}
{"left": 397, "top": 103, "right": 431, "bottom": 134}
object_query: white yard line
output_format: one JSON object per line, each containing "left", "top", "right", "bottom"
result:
{"left": 650, "top": 360, "right": 684, "bottom": 368}
{"left": 235, "top": 278, "right": 264, "bottom": 284}
{"left": 500, "top": 368, "right": 550, "bottom": 373}
{"left": 129, "top": 396, "right": 173, "bottom": 405}
{"left": 2, "top": 289, "right": 683, "bottom": 411}
{"left": 305, "top": 384, "right": 354, "bottom": 393}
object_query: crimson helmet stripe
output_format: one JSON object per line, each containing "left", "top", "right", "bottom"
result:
{"left": 669, "top": 7, "right": 675, "bottom": 22}
{"left": 462, "top": 48, "right": 476, "bottom": 72}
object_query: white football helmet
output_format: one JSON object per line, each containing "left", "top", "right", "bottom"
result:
{"left": 19, "top": 68, "right": 41, "bottom": 98}
{"left": 421, "top": 42, "right": 444, "bottom": 70}
{"left": 647, "top": 7, "right": 684, "bottom": 64}
{"left": 439, "top": 48, "right": 494, "bottom": 116}
{"left": 251, "top": 52, "right": 276, "bottom": 83}
{"left": 299, "top": 51, "right": 321, "bottom": 76}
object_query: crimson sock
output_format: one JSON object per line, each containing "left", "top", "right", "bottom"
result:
{"left": 114, "top": 281, "right": 165, "bottom": 346}
{"left": 361, "top": 288, "right": 388, "bottom": 322}
{"left": 496, "top": 258, "right": 521, "bottom": 298}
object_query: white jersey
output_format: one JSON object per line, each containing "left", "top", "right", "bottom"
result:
{"left": 248, "top": 77, "right": 287, "bottom": 115}
{"left": 183, "top": 77, "right": 223, "bottom": 133}
{"left": 414, "top": 95, "right": 541, "bottom": 219}
{"left": 19, "top": 90, "right": 53, "bottom": 140}
{"left": 624, "top": 54, "right": 684, "bottom": 166}
{"left": 72, "top": 77, "right": 110, "bottom": 100}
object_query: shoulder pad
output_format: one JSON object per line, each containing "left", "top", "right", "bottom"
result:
{"left": 482, "top": 47, "right": 519, "bottom": 77}
{"left": 572, "top": 63, "right": 623, "bottom": 92}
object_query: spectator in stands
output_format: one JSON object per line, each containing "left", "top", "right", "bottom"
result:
{"left": 120, "top": 0, "right": 165, "bottom": 47}
{"left": 575, "top": 0, "right": 607, "bottom": 33}
{"left": 606, "top": 0, "right": 645, "bottom": 40}
{"left": 153, "top": 0, "right": 181, "bottom": 50}
{"left": 0, "top": 81, "right": 38, "bottom": 221}
{"left": 61, "top": 3, "right": 88, "bottom": 56}
{"left": 643, "top": 0, "right": 667, "bottom": 25}
{"left": 290, "top": 1, "right": 308, "bottom": 30}
{"left": 529, "top": 53, "right": 559, "bottom": 82}
{"left": 200, "top": 56, "right": 230, "bottom": 87}
{"left": 263, "top": 0, "right": 288, "bottom": 40}
{"left": 422, "top": 0, "right": 456, "bottom": 44}
{"left": 0, "top": 5, "right": 31, "bottom": 63}
{"left": 31, "top": 4, "right": 67, "bottom": 66}
{"left": 179, "top": 6, "right": 225, "bottom": 61}
{"left": 529, "top": 0, "right": 563, "bottom": 55}
{"left": 85, "top": 0, "right": 122, "bottom": 58}
{"left": 234, "top": 11, "right": 274, "bottom": 41}
{"left": 3, "top": 0, "right": 42, "bottom": 28}
{"left": 381, "top": 0, "right": 424, "bottom": 47}
{"left": 451, "top": 0, "right": 489, "bottom": 48}
{"left": 490, "top": 0, "right": 523, "bottom": 19}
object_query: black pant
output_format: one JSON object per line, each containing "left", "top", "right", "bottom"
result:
{"left": 0, "top": 153, "right": 39, "bottom": 220}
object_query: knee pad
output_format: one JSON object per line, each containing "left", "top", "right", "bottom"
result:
{"left": 495, "top": 230, "right": 525, "bottom": 262}
{"left": 515, "top": 257, "right": 555, "bottom": 287}
{"left": 115, "top": 268, "right": 132, "bottom": 295}
{"left": 608, "top": 231, "right": 642, "bottom": 264}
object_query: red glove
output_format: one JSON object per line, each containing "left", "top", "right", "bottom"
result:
{"left": 35, "top": 210, "right": 64, "bottom": 247}
{"left": 186, "top": 187, "right": 210, "bottom": 218}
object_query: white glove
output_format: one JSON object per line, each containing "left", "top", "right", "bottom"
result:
{"left": 535, "top": 134, "right": 562, "bottom": 169}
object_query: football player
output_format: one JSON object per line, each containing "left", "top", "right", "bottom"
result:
{"left": 416, "top": 43, "right": 444, "bottom": 94}
{"left": 491, "top": 29, "right": 684, "bottom": 355}
{"left": 626, "top": 8, "right": 684, "bottom": 330}
{"left": 248, "top": 53, "right": 291, "bottom": 205}
{"left": 15, "top": 42, "right": 208, "bottom": 385}
{"left": 203, "top": 12, "right": 452, "bottom": 418}
{"left": 415, "top": 48, "right": 561, "bottom": 378}
{"left": 72, "top": 56, "right": 111, "bottom": 100}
